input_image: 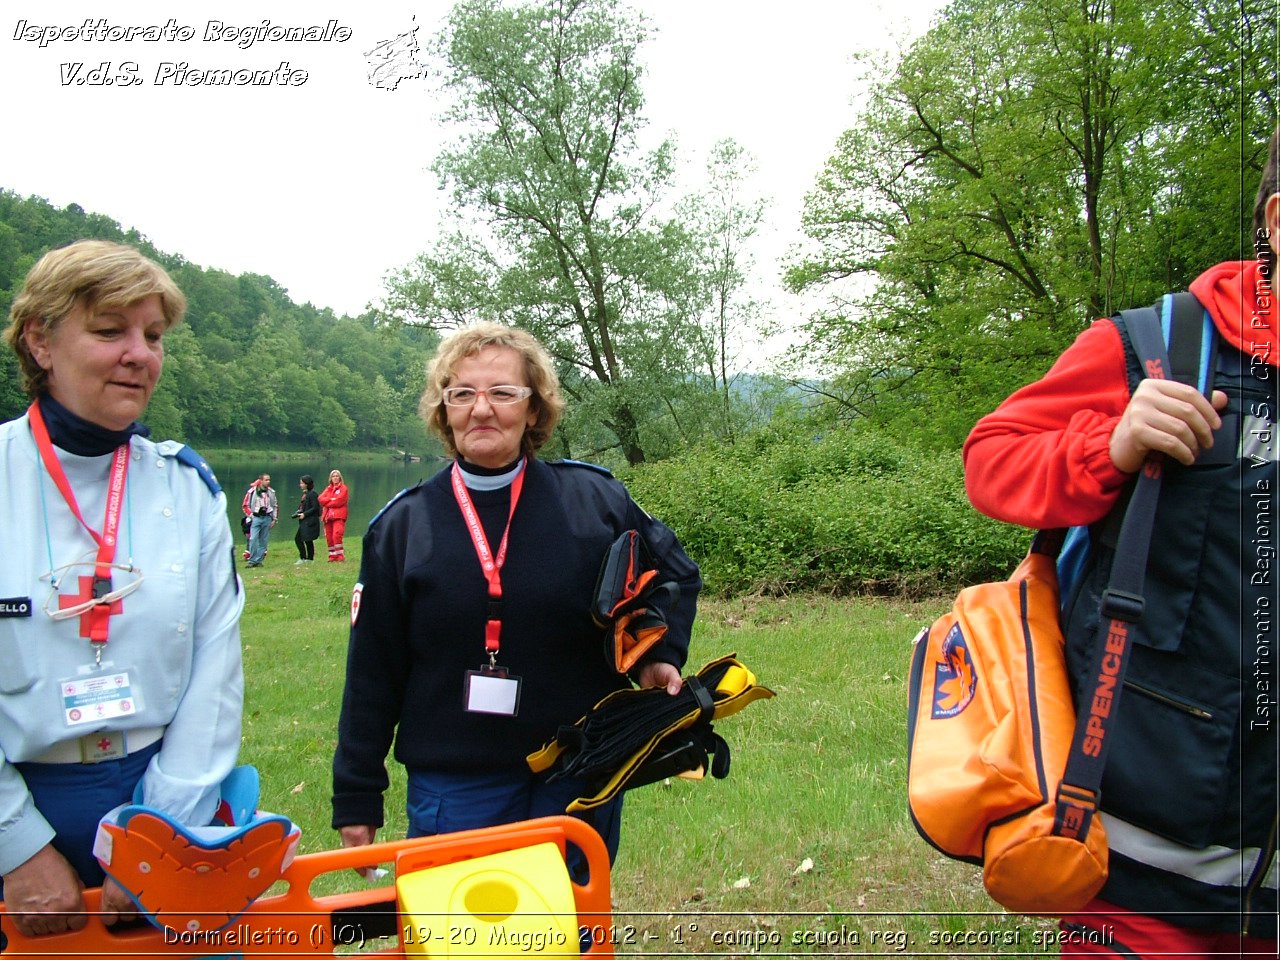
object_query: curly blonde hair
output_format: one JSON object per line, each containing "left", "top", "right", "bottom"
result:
{"left": 419, "top": 323, "right": 564, "bottom": 459}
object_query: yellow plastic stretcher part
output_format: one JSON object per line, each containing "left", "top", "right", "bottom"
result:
{"left": 396, "top": 841, "right": 579, "bottom": 956}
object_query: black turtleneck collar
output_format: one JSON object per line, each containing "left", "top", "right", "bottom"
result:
{"left": 37, "top": 394, "right": 150, "bottom": 456}
{"left": 456, "top": 456, "right": 523, "bottom": 477}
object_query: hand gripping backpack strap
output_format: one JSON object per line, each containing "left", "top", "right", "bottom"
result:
{"left": 1162, "top": 292, "right": 1218, "bottom": 393}
{"left": 1052, "top": 293, "right": 1213, "bottom": 840}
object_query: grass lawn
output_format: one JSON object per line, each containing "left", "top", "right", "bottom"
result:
{"left": 240, "top": 539, "right": 1056, "bottom": 956}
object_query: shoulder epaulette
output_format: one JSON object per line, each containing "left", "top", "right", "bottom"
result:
{"left": 368, "top": 481, "right": 423, "bottom": 530}
{"left": 155, "top": 441, "right": 222, "bottom": 496}
{"left": 548, "top": 458, "right": 614, "bottom": 478}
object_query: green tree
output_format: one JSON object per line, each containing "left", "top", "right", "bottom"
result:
{"left": 313, "top": 395, "right": 356, "bottom": 449}
{"left": 676, "top": 139, "right": 770, "bottom": 445}
{"left": 385, "top": 0, "right": 708, "bottom": 465}
{"left": 144, "top": 380, "right": 183, "bottom": 438}
{"left": 787, "top": 0, "right": 1274, "bottom": 444}
{"left": 0, "top": 191, "right": 449, "bottom": 447}
{"left": 367, "top": 374, "right": 400, "bottom": 446}
{"left": 275, "top": 363, "right": 326, "bottom": 439}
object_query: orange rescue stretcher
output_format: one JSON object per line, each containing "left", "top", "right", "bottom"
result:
{"left": 0, "top": 815, "right": 613, "bottom": 958}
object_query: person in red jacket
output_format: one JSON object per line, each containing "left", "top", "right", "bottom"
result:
{"left": 317, "top": 469, "right": 349, "bottom": 562}
{"left": 964, "top": 129, "right": 1279, "bottom": 957}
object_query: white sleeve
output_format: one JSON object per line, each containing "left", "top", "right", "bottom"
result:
{"left": 0, "top": 758, "right": 55, "bottom": 875}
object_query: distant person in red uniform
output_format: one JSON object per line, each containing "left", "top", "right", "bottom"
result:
{"left": 318, "top": 469, "right": 349, "bottom": 562}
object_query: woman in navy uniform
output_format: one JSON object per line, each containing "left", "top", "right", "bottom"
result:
{"left": 332, "top": 323, "right": 700, "bottom": 880}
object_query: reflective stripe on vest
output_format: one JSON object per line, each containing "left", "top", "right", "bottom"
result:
{"left": 1104, "top": 813, "right": 1280, "bottom": 890}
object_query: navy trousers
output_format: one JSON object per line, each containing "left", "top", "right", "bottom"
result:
{"left": 405, "top": 767, "right": 623, "bottom": 886}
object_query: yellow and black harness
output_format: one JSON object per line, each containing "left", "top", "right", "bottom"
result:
{"left": 528, "top": 654, "right": 774, "bottom": 811}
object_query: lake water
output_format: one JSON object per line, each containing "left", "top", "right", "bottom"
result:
{"left": 210, "top": 455, "right": 450, "bottom": 545}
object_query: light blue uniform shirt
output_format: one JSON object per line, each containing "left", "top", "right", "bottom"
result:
{"left": 0, "top": 414, "right": 245, "bottom": 874}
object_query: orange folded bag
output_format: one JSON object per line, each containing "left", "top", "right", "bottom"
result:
{"left": 906, "top": 533, "right": 1107, "bottom": 913}
{"left": 592, "top": 530, "right": 678, "bottom": 673}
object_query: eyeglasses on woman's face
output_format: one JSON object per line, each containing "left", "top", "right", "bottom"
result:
{"left": 442, "top": 385, "right": 532, "bottom": 407}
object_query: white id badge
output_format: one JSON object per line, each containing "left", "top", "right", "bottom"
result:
{"left": 464, "top": 667, "right": 521, "bottom": 716}
{"left": 58, "top": 663, "right": 142, "bottom": 728}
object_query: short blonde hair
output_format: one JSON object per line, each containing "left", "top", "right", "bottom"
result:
{"left": 6, "top": 240, "right": 186, "bottom": 397}
{"left": 420, "top": 323, "right": 564, "bottom": 459}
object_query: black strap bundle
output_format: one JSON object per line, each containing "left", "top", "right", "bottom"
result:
{"left": 526, "top": 654, "right": 774, "bottom": 811}
{"left": 546, "top": 674, "right": 725, "bottom": 784}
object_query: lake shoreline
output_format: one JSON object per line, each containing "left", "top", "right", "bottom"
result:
{"left": 198, "top": 446, "right": 444, "bottom": 466}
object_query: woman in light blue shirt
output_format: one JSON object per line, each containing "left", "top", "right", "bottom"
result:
{"left": 0, "top": 240, "right": 244, "bottom": 937}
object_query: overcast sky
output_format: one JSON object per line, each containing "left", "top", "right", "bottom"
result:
{"left": 5, "top": 2, "right": 944, "bottom": 367}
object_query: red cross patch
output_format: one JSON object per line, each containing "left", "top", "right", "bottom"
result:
{"left": 59, "top": 575, "right": 123, "bottom": 640}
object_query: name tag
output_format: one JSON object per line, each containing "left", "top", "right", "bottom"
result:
{"left": 0, "top": 597, "right": 32, "bottom": 618}
{"left": 464, "top": 668, "right": 521, "bottom": 716}
{"left": 61, "top": 670, "right": 138, "bottom": 727}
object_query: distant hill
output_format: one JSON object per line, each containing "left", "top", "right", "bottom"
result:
{"left": 0, "top": 189, "right": 438, "bottom": 451}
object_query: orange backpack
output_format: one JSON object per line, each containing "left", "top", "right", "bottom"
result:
{"left": 907, "top": 531, "right": 1108, "bottom": 912}
{"left": 907, "top": 295, "right": 1214, "bottom": 913}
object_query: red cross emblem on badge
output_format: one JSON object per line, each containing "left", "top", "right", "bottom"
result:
{"left": 97, "top": 737, "right": 113, "bottom": 753}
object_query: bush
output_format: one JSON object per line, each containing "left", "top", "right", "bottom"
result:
{"left": 623, "top": 417, "right": 1025, "bottom": 596}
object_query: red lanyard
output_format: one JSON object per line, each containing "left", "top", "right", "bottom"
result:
{"left": 451, "top": 461, "right": 525, "bottom": 660}
{"left": 29, "top": 401, "right": 130, "bottom": 648}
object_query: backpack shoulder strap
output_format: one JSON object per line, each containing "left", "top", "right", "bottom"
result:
{"left": 1054, "top": 299, "right": 1187, "bottom": 844}
{"left": 1113, "top": 292, "right": 1216, "bottom": 398}
{"left": 1163, "top": 292, "right": 1217, "bottom": 395}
